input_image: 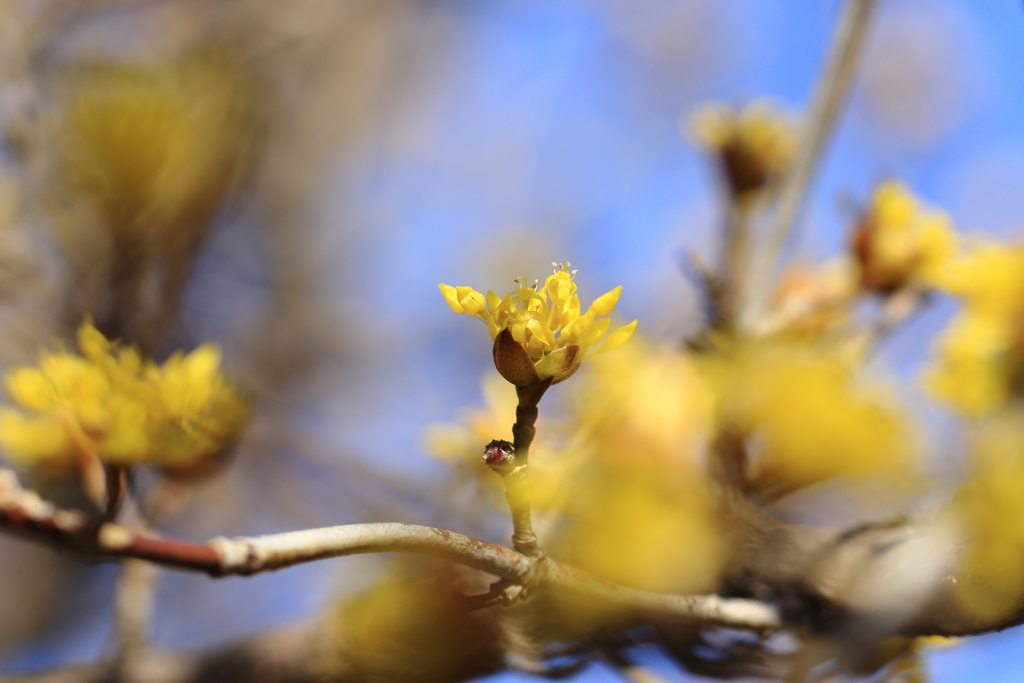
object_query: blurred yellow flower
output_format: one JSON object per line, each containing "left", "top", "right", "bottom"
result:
{"left": 926, "top": 242, "right": 1024, "bottom": 414}
{"left": 440, "top": 262, "right": 637, "bottom": 387}
{"left": 852, "top": 180, "right": 957, "bottom": 293}
{"left": 705, "top": 342, "right": 915, "bottom": 500}
{"left": 934, "top": 240, "right": 1024, "bottom": 315}
{"left": 950, "top": 416, "right": 1024, "bottom": 620}
{"left": 762, "top": 259, "right": 858, "bottom": 339}
{"left": 335, "top": 567, "right": 486, "bottom": 683}
{"left": 552, "top": 338, "right": 723, "bottom": 593}
{"left": 54, "top": 51, "right": 255, "bottom": 248}
{"left": 565, "top": 338, "right": 713, "bottom": 471}
{"left": 423, "top": 338, "right": 723, "bottom": 593}
{"left": 558, "top": 472, "right": 723, "bottom": 594}
{"left": 688, "top": 100, "right": 796, "bottom": 197}
{"left": 0, "top": 321, "right": 249, "bottom": 472}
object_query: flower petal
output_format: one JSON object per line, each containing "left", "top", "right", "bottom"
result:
{"left": 584, "top": 318, "right": 612, "bottom": 347}
{"left": 592, "top": 286, "right": 622, "bottom": 317}
{"left": 439, "top": 283, "right": 464, "bottom": 313}
{"left": 458, "top": 287, "right": 486, "bottom": 316}
{"left": 604, "top": 320, "right": 638, "bottom": 351}
{"left": 536, "top": 345, "right": 581, "bottom": 385}
{"left": 6, "top": 368, "right": 53, "bottom": 412}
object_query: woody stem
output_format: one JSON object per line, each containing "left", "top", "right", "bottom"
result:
{"left": 719, "top": 197, "right": 755, "bottom": 327}
{"left": 498, "top": 382, "right": 549, "bottom": 560}
{"left": 741, "top": 0, "right": 879, "bottom": 327}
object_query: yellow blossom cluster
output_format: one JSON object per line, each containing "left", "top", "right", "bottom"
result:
{"left": 0, "top": 322, "right": 249, "bottom": 472}
{"left": 703, "top": 342, "right": 915, "bottom": 500}
{"left": 552, "top": 339, "right": 722, "bottom": 593}
{"left": 426, "top": 337, "right": 723, "bottom": 593}
{"left": 852, "top": 181, "right": 957, "bottom": 293}
{"left": 425, "top": 332, "right": 925, "bottom": 589}
{"left": 689, "top": 100, "right": 797, "bottom": 197}
{"left": 55, "top": 52, "right": 255, "bottom": 242}
{"left": 950, "top": 416, "right": 1024, "bottom": 619}
{"left": 440, "top": 262, "right": 637, "bottom": 386}
{"left": 926, "top": 242, "right": 1024, "bottom": 414}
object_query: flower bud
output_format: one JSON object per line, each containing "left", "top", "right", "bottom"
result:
{"left": 482, "top": 439, "right": 515, "bottom": 467}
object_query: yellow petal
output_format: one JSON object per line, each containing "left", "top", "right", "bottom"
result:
{"left": 535, "top": 345, "right": 581, "bottom": 384}
{"left": 523, "top": 318, "right": 549, "bottom": 346}
{"left": 458, "top": 288, "right": 486, "bottom": 316}
{"left": 565, "top": 294, "right": 581, "bottom": 321}
{"left": 100, "top": 399, "right": 150, "bottom": 463}
{"left": 5, "top": 368, "right": 53, "bottom": 412}
{"left": 567, "top": 310, "right": 595, "bottom": 341}
{"left": 589, "top": 320, "right": 638, "bottom": 358}
{"left": 592, "top": 286, "right": 622, "bottom": 317}
{"left": 77, "top": 322, "right": 112, "bottom": 362}
{"left": 118, "top": 347, "right": 142, "bottom": 375}
{"left": 183, "top": 344, "right": 221, "bottom": 382}
{"left": 526, "top": 335, "right": 548, "bottom": 359}
{"left": 585, "top": 318, "right": 612, "bottom": 347}
{"left": 555, "top": 278, "right": 573, "bottom": 304}
{"left": 605, "top": 320, "right": 638, "bottom": 350}
{"left": 0, "top": 410, "right": 73, "bottom": 466}
{"left": 439, "top": 283, "right": 464, "bottom": 313}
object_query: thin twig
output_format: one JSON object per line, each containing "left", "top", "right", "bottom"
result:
{"left": 683, "top": 249, "right": 728, "bottom": 337}
{"left": 110, "top": 486, "right": 168, "bottom": 680}
{"left": 846, "top": 286, "right": 932, "bottom": 362}
{"left": 719, "top": 199, "right": 756, "bottom": 326}
{"left": 0, "top": 467, "right": 781, "bottom": 632}
{"left": 547, "top": 560, "right": 781, "bottom": 631}
{"left": 742, "top": 0, "right": 879, "bottom": 328}
{"left": 112, "top": 559, "right": 158, "bottom": 675}
{"left": 103, "top": 465, "right": 127, "bottom": 521}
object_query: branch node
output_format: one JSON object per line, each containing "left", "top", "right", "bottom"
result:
{"left": 99, "top": 523, "right": 135, "bottom": 551}
{"left": 210, "top": 536, "right": 263, "bottom": 575}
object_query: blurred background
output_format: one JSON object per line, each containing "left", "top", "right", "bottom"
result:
{"left": 0, "top": 0, "right": 1022, "bottom": 681}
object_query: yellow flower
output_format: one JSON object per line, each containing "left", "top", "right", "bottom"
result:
{"left": 566, "top": 338, "right": 713, "bottom": 471}
{"left": 935, "top": 241, "right": 1024, "bottom": 315}
{"left": 950, "top": 416, "right": 1024, "bottom": 619}
{"left": 0, "top": 321, "right": 249, "bottom": 472}
{"left": 704, "top": 342, "right": 915, "bottom": 500}
{"left": 762, "top": 259, "right": 858, "bottom": 339}
{"left": 423, "top": 338, "right": 723, "bottom": 593}
{"left": 54, "top": 51, "right": 256, "bottom": 246}
{"left": 440, "top": 262, "right": 637, "bottom": 387}
{"left": 551, "top": 338, "right": 723, "bottom": 593}
{"left": 688, "top": 100, "right": 796, "bottom": 197}
{"left": 852, "top": 180, "right": 957, "bottom": 293}
{"left": 558, "top": 472, "right": 722, "bottom": 594}
{"left": 926, "top": 242, "right": 1024, "bottom": 414}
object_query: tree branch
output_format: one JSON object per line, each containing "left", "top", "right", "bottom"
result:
{"left": 0, "top": 467, "right": 780, "bottom": 633}
{"left": 742, "top": 0, "right": 879, "bottom": 327}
